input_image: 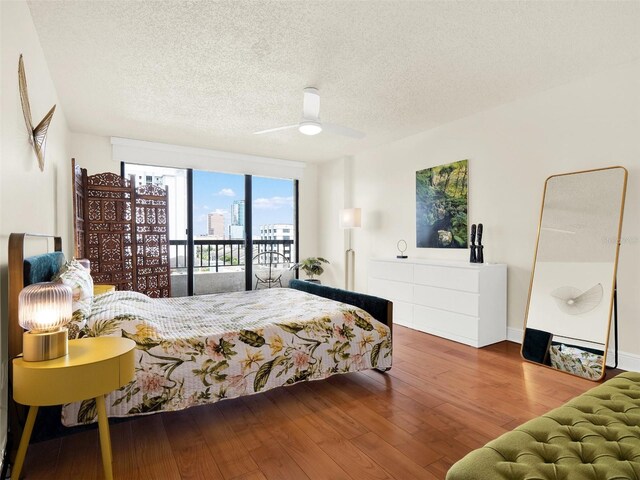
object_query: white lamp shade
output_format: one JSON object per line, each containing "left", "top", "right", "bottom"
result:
{"left": 340, "top": 208, "right": 362, "bottom": 229}
{"left": 19, "top": 282, "right": 72, "bottom": 333}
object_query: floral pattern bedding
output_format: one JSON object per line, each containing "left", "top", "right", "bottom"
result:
{"left": 62, "top": 288, "right": 392, "bottom": 426}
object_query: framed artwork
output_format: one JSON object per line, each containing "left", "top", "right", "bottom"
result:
{"left": 416, "top": 159, "right": 468, "bottom": 248}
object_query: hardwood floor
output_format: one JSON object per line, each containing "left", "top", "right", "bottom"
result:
{"left": 23, "top": 327, "right": 622, "bottom": 480}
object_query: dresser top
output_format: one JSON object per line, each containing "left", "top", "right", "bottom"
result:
{"left": 369, "top": 257, "right": 506, "bottom": 270}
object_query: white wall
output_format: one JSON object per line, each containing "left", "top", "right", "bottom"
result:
{"left": 70, "top": 132, "right": 113, "bottom": 173}
{"left": 0, "top": 0, "right": 73, "bottom": 465}
{"left": 318, "top": 59, "right": 640, "bottom": 358}
{"left": 317, "top": 157, "right": 347, "bottom": 286}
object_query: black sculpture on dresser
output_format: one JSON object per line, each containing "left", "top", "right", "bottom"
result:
{"left": 469, "top": 223, "right": 484, "bottom": 264}
{"left": 476, "top": 223, "right": 484, "bottom": 263}
{"left": 469, "top": 224, "right": 477, "bottom": 263}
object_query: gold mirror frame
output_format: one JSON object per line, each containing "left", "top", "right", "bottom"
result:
{"left": 521, "top": 166, "right": 628, "bottom": 381}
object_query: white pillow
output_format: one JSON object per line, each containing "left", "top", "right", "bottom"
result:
{"left": 53, "top": 259, "right": 94, "bottom": 337}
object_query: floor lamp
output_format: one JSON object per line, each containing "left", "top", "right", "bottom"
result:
{"left": 340, "top": 208, "right": 361, "bottom": 290}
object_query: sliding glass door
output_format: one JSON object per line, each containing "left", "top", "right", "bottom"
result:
{"left": 192, "top": 170, "right": 246, "bottom": 294}
{"left": 123, "top": 163, "right": 298, "bottom": 296}
{"left": 251, "top": 176, "right": 297, "bottom": 290}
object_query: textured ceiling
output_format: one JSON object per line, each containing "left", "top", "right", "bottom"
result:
{"left": 27, "top": 0, "right": 640, "bottom": 162}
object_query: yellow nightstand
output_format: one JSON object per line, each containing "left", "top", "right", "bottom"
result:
{"left": 93, "top": 284, "right": 116, "bottom": 295}
{"left": 12, "top": 337, "right": 135, "bottom": 480}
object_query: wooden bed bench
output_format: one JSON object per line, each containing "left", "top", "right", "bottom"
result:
{"left": 447, "top": 372, "right": 640, "bottom": 480}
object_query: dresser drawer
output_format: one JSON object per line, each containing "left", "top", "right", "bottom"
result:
{"left": 368, "top": 277, "right": 413, "bottom": 303}
{"left": 368, "top": 260, "right": 413, "bottom": 283}
{"left": 413, "top": 264, "right": 479, "bottom": 292}
{"left": 413, "top": 284, "right": 479, "bottom": 317}
{"left": 367, "top": 259, "right": 506, "bottom": 348}
{"left": 413, "top": 305, "right": 479, "bottom": 343}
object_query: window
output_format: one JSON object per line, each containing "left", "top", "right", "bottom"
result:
{"left": 124, "top": 163, "right": 298, "bottom": 296}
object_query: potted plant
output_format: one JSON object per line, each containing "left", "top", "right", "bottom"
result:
{"left": 297, "top": 257, "right": 329, "bottom": 284}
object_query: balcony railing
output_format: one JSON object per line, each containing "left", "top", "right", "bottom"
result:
{"left": 170, "top": 239, "right": 294, "bottom": 272}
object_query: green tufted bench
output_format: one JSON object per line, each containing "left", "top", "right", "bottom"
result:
{"left": 447, "top": 372, "right": 640, "bottom": 480}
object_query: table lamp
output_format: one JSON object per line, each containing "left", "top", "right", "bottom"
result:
{"left": 19, "top": 282, "right": 72, "bottom": 361}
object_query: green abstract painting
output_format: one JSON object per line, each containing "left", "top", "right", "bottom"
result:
{"left": 416, "top": 160, "right": 468, "bottom": 248}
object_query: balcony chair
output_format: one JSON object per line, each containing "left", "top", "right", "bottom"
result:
{"left": 252, "top": 251, "right": 291, "bottom": 289}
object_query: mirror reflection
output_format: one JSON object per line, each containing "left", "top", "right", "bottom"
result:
{"left": 522, "top": 167, "right": 627, "bottom": 380}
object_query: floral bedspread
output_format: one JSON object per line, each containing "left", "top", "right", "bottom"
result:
{"left": 62, "top": 288, "right": 392, "bottom": 426}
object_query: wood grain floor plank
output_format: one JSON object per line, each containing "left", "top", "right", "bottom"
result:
{"left": 351, "top": 432, "right": 439, "bottom": 480}
{"left": 288, "top": 382, "right": 370, "bottom": 439}
{"left": 242, "top": 392, "right": 352, "bottom": 480}
{"left": 110, "top": 421, "right": 141, "bottom": 480}
{"left": 193, "top": 404, "right": 260, "bottom": 479}
{"left": 291, "top": 412, "right": 393, "bottom": 480}
{"left": 20, "top": 437, "right": 61, "bottom": 480}
{"left": 216, "top": 398, "right": 273, "bottom": 452}
{"left": 162, "top": 409, "right": 225, "bottom": 480}
{"left": 131, "top": 415, "right": 182, "bottom": 480}
{"left": 248, "top": 441, "right": 311, "bottom": 480}
{"left": 315, "top": 379, "right": 444, "bottom": 467}
{"left": 53, "top": 429, "right": 98, "bottom": 480}
{"left": 229, "top": 471, "right": 269, "bottom": 480}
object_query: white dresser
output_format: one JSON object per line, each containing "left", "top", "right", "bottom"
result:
{"left": 367, "top": 258, "right": 507, "bottom": 348}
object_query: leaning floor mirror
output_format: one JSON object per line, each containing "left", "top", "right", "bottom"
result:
{"left": 521, "top": 166, "right": 627, "bottom": 380}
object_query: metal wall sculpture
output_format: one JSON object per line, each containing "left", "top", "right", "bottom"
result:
{"left": 72, "top": 160, "right": 171, "bottom": 297}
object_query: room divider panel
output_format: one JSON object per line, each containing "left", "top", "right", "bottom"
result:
{"left": 72, "top": 159, "right": 171, "bottom": 297}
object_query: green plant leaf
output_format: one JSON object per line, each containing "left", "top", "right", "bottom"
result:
{"left": 354, "top": 312, "right": 374, "bottom": 331}
{"left": 121, "top": 329, "right": 160, "bottom": 351}
{"left": 253, "top": 356, "right": 285, "bottom": 392}
{"left": 238, "top": 329, "right": 266, "bottom": 348}
{"left": 285, "top": 369, "right": 312, "bottom": 385}
{"left": 128, "top": 395, "right": 165, "bottom": 414}
{"left": 371, "top": 342, "right": 383, "bottom": 367}
{"left": 276, "top": 322, "right": 305, "bottom": 334}
{"left": 77, "top": 398, "right": 97, "bottom": 424}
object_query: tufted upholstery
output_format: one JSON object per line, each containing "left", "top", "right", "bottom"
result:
{"left": 447, "top": 372, "right": 640, "bottom": 480}
{"left": 24, "top": 252, "right": 65, "bottom": 286}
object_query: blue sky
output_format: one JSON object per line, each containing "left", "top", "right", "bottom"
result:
{"left": 193, "top": 171, "right": 294, "bottom": 236}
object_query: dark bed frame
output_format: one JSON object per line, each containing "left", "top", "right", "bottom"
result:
{"left": 289, "top": 279, "right": 394, "bottom": 338}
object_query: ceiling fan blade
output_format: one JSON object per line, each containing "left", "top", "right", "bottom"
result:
{"left": 323, "top": 122, "right": 366, "bottom": 139}
{"left": 253, "top": 124, "right": 298, "bottom": 135}
{"left": 303, "top": 87, "right": 320, "bottom": 120}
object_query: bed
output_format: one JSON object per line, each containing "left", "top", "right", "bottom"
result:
{"left": 8, "top": 233, "right": 393, "bottom": 430}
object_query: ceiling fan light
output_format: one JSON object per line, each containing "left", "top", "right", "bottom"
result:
{"left": 299, "top": 121, "right": 322, "bottom": 136}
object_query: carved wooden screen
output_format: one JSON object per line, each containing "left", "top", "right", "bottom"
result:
{"left": 134, "top": 184, "right": 171, "bottom": 297}
{"left": 84, "top": 172, "right": 136, "bottom": 291}
{"left": 72, "top": 161, "right": 172, "bottom": 297}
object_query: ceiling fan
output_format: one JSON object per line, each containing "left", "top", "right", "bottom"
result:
{"left": 253, "top": 87, "right": 365, "bottom": 139}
